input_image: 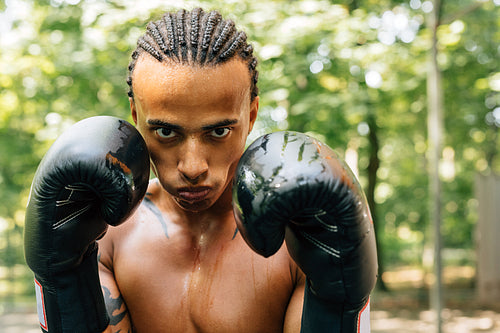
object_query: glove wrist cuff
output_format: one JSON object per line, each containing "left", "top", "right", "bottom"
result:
{"left": 34, "top": 247, "right": 109, "bottom": 333}
{"left": 300, "top": 280, "right": 371, "bottom": 333}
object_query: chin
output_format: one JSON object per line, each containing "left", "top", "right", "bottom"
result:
{"left": 175, "top": 198, "right": 213, "bottom": 213}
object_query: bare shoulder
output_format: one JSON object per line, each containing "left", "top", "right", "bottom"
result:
{"left": 98, "top": 179, "right": 165, "bottom": 267}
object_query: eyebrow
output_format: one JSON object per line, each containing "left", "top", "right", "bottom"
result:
{"left": 201, "top": 119, "right": 239, "bottom": 131}
{"left": 146, "top": 119, "right": 239, "bottom": 131}
{"left": 147, "top": 119, "right": 182, "bottom": 130}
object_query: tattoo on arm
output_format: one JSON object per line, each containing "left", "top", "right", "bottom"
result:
{"left": 102, "top": 286, "right": 129, "bottom": 327}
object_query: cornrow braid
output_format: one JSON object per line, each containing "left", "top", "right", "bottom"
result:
{"left": 175, "top": 9, "right": 187, "bottom": 61}
{"left": 210, "top": 20, "right": 235, "bottom": 60}
{"left": 219, "top": 31, "right": 246, "bottom": 62}
{"left": 190, "top": 8, "right": 202, "bottom": 60}
{"left": 147, "top": 21, "right": 169, "bottom": 56}
{"left": 163, "top": 13, "right": 178, "bottom": 59}
{"left": 137, "top": 33, "right": 163, "bottom": 62}
{"left": 199, "top": 11, "right": 221, "bottom": 63}
{"left": 127, "top": 8, "right": 259, "bottom": 102}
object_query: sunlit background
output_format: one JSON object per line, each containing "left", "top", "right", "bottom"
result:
{"left": 1, "top": 0, "right": 499, "bottom": 332}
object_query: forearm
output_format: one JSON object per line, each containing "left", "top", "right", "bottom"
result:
{"left": 99, "top": 259, "right": 134, "bottom": 333}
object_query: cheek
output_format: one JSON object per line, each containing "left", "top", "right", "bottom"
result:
{"left": 143, "top": 141, "right": 174, "bottom": 180}
{"left": 138, "top": 128, "right": 164, "bottom": 166}
{"left": 148, "top": 151, "right": 178, "bottom": 195}
{"left": 149, "top": 148, "right": 172, "bottom": 172}
{"left": 214, "top": 138, "right": 246, "bottom": 179}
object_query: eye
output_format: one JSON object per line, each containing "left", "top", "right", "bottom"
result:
{"left": 155, "top": 128, "right": 176, "bottom": 139}
{"left": 210, "top": 127, "right": 231, "bottom": 138}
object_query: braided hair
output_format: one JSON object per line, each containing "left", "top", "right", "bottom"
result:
{"left": 127, "top": 8, "right": 259, "bottom": 102}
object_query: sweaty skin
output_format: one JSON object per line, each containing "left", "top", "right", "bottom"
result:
{"left": 98, "top": 55, "right": 306, "bottom": 333}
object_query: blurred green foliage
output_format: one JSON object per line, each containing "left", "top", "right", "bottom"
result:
{"left": 0, "top": 0, "right": 498, "bottom": 301}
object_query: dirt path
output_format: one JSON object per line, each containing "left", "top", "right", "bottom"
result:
{"left": 372, "top": 309, "right": 500, "bottom": 332}
{"left": 1, "top": 309, "right": 499, "bottom": 333}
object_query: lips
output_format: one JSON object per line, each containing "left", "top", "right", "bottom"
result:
{"left": 177, "top": 187, "right": 211, "bottom": 203}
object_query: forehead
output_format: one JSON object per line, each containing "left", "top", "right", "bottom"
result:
{"left": 132, "top": 54, "right": 251, "bottom": 109}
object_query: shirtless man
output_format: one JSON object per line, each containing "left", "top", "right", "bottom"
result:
{"left": 24, "top": 8, "right": 377, "bottom": 333}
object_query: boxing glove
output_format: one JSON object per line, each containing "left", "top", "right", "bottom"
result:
{"left": 233, "top": 131, "right": 377, "bottom": 333}
{"left": 24, "top": 116, "right": 150, "bottom": 333}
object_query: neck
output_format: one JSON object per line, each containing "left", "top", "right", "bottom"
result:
{"left": 163, "top": 182, "right": 237, "bottom": 241}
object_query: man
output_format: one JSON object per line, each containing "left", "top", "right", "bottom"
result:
{"left": 24, "top": 8, "right": 377, "bottom": 333}
{"left": 99, "top": 8, "right": 304, "bottom": 332}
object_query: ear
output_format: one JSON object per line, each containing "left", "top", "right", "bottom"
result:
{"left": 248, "top": 96, "right": 259, "bottom": 134}
{"left": 130, "top": 97, "right": 138, "bottom": 125}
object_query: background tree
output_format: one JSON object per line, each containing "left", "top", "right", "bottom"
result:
{"left": 0, "top": 0, "right": 498, "bottom": 309}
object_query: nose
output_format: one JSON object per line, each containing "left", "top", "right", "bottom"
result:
{"left": 178, "top": 139, "right": 208, "bottom": 183}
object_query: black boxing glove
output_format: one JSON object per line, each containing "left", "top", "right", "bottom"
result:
{"left": 233, "top": 131, "right": 377, "bottom": 333}
{"left": 24, "top": 116, "right": 150, "bottom": 333}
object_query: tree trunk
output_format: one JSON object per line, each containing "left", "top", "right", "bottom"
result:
{"left": 366, "top": 114, "right": 388, "bottom": 291}
{"left": 476, "top": 173, "right": 500, "bottom": 305}
{"left": 426, "top": 0, "right": 444, "bottom": 332}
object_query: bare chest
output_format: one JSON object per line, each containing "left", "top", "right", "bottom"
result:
{"left": 113, "top": 222, "right": 295, "bottom": 333}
